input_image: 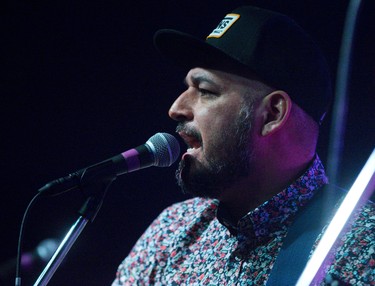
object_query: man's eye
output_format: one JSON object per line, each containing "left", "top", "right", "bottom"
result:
{"left": 199, "top": 88, "right": 217, "bottom": 97}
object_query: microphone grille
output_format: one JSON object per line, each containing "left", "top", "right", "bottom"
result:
{"left": 147, "top": 133, "right": 180, "bottom": 167}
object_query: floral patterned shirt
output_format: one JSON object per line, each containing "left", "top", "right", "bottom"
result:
{"left": 113, "top": 156, "right": 375, "bottom": 285}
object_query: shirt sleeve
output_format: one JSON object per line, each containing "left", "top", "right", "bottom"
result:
{"left": 324, "top": 203, "right": 375, "bottom": 285}
{"left": 111, "top": 208, "right": 173, "bottom": 285}
{"left": 112, "top": 198, "right": 205, "bottom": 285}
{"left": 112, "top": 198, "right": 218, "bottom": 285}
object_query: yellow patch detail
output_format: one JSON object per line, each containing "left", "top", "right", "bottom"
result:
{"left": 207, "top": 13, "right": 240, "bottom": 39}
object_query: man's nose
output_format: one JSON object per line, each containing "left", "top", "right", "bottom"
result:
{"left": 168, "top": 91, "right": 194, "bottom": 122}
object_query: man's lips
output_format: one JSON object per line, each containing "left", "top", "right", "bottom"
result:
{"left": 178, "top": 131, "right": 202, "bottom": 159}
{"left": 178, "top": 131, "right": 202, "bottom": 149}
{"left": 183, "top": 147, "right": 202, "bottom": 160}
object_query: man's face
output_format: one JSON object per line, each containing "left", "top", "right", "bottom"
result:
{"left": 168, "top": 68, "right": 262, "bottom": 199}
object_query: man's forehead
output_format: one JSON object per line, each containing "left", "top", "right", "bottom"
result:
{"left": 185, "top": 67, "right": 266, "bottom": 90}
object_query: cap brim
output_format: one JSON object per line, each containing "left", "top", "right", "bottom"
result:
{"left": 154, "top": 29, "right": 254, "bottom": 77}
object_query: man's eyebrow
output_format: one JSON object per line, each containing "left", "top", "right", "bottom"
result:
{"left": 183, "top": 74, "right": 219, "bottom": 88}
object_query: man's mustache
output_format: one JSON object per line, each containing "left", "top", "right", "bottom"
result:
{"left": 176, "top": 123, "right": 203, "bottom": 145}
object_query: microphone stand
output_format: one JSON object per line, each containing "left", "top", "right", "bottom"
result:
{"left": 32, "top": 177, "right": 114, "bottom": 286}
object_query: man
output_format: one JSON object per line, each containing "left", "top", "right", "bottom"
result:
{"left": 113, "top": 6, "right": 374, "bottom": 285}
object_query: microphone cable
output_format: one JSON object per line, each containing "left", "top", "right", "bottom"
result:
{"left": 15, "top": 192, "right": 42, "bottom": 286}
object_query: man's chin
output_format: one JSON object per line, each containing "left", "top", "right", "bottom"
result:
{"left": 175, "top": 158, "right": 224, "bottom": 198}
{"left": 175, "top": 158, "right": 195, "bottom": 195}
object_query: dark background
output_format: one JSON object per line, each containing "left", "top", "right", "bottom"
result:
{"left": 1, "top": 0, "right": 374, "bottom": 285}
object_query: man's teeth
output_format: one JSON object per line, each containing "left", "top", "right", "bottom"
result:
{"left": 187, "top": 147, "right": 197, "bottom": 152}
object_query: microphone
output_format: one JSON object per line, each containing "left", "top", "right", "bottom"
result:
{"left": 38, "top": 132, "right": 180, "bottom": 196}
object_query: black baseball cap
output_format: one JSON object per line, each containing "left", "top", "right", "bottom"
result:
{"left": 154, "top": 6, "right": 332, "bottom": 124}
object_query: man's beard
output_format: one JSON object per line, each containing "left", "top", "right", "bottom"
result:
{"left": 175, "top": 105, "right": 254, "bottom": 198}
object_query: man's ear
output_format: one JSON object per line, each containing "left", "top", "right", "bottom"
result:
{"left": 261, "top": 90, "right": 292, "bottom": 136}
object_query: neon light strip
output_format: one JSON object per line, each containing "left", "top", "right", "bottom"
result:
{"left": 296, "top": 148, "right": 375, "bottom": 285}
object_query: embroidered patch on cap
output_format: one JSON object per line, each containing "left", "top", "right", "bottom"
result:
{"left": 207, "top": 13, "right": 240, "bottom": 39}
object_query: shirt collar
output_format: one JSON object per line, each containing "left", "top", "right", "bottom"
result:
{"left": 217, "top": 155, "right": 328, "bottom": 246}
